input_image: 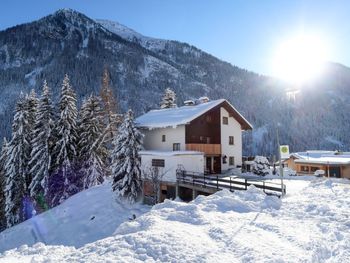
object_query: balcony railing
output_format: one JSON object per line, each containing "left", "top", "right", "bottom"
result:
{"left": 186, "top": 143, "right": 221, "bottom": 155}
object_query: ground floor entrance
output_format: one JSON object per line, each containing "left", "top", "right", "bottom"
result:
{"left": 205, "top": 156, "right": 221, "bottom": 174}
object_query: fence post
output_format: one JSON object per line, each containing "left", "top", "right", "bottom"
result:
{"left": 245, "top": 179, "right": 247, "bottom": 190}
{"left": 176, "top": 181, "right": 179, "bottom": 198}
{"left": 203, "top": 173, "right": 206, "bottom": 187}
{"left": 230, "top": 177, "right": 232, "bottom": 192}
{"left": 263, "top": 181, "right": 266, "bottom": 193}
{"left": 217, "top": 174, "right": 219, "bottom": 189}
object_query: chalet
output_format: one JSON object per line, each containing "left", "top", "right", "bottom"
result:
{"left": 135, "top": 98, "right": 252, "bottom": 202}
{"left": 284, "top": 150, "right": 350, "bottom": 178}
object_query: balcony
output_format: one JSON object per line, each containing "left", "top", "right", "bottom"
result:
{"left": 186, "top": 143, "right": 221, "bottom": 155}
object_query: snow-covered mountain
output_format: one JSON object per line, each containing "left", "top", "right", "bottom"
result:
{"left": 96, "top": 19, "right": 167, "bottom": 51}
{"left": 1, "top": 8, "right": 350, "bottom": 155}
{"left": 1, "top": 178, "right": 349, "bottom": 262}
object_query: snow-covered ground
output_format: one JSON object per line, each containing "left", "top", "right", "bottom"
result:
{"left": 0, "top": 181, "right": 150, "bottom": 253}
{"left": 1, "top": 178, "right": 350, "bottom": 262}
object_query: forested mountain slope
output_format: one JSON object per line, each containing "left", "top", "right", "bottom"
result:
{"left": 1, "top": 8, "right": 350, "bottom": 155}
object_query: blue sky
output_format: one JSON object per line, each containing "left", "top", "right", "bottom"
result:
{"left": 0, "top": 0, "right": 349, "bottom": 76}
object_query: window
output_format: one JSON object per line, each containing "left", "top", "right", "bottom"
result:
{"left": 152, "top": 159, "right": 165, "bottom": 167}
{"left": 162, "top": 135, "right": 166, "bottom": 142}
{"left": 223, "top": 116, "right": 228, "bottom": 125}
{"left": 206, "top": 137, "right": 211, "bottom": 144}
{"left": 229, "top": 136, "right": 234, "bottom": 145}
{"left": 229, "top": 157, "right": 235, "bottom": 166}
{"left": 301, "top": 166, "right": 309, "bottom": 172}
{"left": 173, "top": 143, "right": 180, "bottom": 151}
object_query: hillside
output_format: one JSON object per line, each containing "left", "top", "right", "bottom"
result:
{"left": 1, "top": 9, "right": 350, "bottom": 155}
{"left": 0, "top": 181, "right": 150, "bottom": 253}
{"left": 1, "top": 178, "right": 349, "bottom": 262}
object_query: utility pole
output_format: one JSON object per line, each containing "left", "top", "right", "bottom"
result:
{"left": 276, "top": 127, "right": 285, "bottom": 197}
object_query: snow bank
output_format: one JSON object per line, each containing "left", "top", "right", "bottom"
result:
{"left": 0, "top": 181, "right": 150, "bottom": 253}
{"left": 1, "top": 178, "right": 350, "bottom": 262}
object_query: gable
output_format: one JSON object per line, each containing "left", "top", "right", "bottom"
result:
{"left": 135, "top": 99, "right": 252, "bottom": 130}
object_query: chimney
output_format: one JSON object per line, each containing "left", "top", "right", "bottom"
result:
{"left": 198, "top": 96, "right": 210, "bottom": 104}
{"left": 184, "top": 100, "right": 195, "bottom": 106}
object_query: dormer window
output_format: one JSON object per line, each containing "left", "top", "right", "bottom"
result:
{"left": 162, "top": 135, "right": 166, "bottom": 142}
{"left": 223, "top": 116, "right": 228, "bottom": 125}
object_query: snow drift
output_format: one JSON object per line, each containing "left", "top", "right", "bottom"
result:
{"left": 1, "top": 178, "right": 350, "bottom": 262}
{"left": 0, "top": 182, "right": 150, "bottom": 253}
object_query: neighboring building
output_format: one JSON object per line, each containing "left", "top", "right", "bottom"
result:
{"left": 135, "top": 98, "right": 252, "bottom": 203}
{"left": 284, "top": 150, "right": 350, "bottom": 179}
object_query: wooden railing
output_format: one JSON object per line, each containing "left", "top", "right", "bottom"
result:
{"left": 186, "top": 143, "right": 221, "bottom": 155}
{"left": 176, "top": 170, "right": 286, "bottom": 196}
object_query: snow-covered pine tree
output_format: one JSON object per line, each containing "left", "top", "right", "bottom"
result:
{"left": 111, "top": 110, "right": 143, "bottom": 203}
{"left": 49, "top": 75, "right": 78, "bottom": 207}
{"left": 0, "top": 138, "right": 9, "bottom": 231}
{"left": 28, "top": 81, "right": 55, "bottom": 211}
{"left": 252, "top": 156, "right": 271, "bottom": 176}
{"left": 26, "top": 89, "right": 39, "bottom": 129}
{"left": 160, "top": 88, "right": 177, "bottom": 109}
{"left": 5, "top": 95, "right": 32, "bottom": 227}
{"left": 25, "top": 89, "right": 38, "bottom": 189}
{"left": 78, "top": 95, "right": 108, "bottom": 189}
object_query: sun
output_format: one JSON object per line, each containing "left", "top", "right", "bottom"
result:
{"left": 272, "top": 34, "right": 329, "bottom": 84}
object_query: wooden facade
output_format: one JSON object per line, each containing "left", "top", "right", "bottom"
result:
{"left": 185, "top": 107, "right": 221, "bottom": 145}
{"left": 186, "top": 143, "right": 221, "bottom": 155}
{"left": 184, "top": 106, "right": 223, "bottom": 173}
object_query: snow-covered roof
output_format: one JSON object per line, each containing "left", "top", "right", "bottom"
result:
{"left": 135, "top": 99, "right": 252, "bottom": 130}
{"left": 290, "top": 150, "right": 350, "bottom": 165}
{"left": 291, "top": 151, "right": 336, "bottom": 159}
{"left": 295, "top": 157, "right": 350, "bottom": 165}
{"left": 139, "top": 150, "right": 203, "bottom": 156}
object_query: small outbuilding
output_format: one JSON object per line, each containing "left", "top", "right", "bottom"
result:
{"left": 284, "top": 150, "right": 350, "bottom": 178}
{"left": 140, "top": 150, "right": 204, "bottom": 204}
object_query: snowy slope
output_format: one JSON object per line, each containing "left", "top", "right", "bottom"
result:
{"left": 1, "top": 178, "right": 350, "bottom": 262}
{"left": 0, "top": 181, "right": 150, "bottom": 253}
{"left": 96, "top": 19, "right": 167, "bottom": 51}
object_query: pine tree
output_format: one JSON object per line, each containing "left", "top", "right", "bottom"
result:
{"left": 28, "top": 81, "right": 55, "bottom": 211}
{"left": 0, "top": 138, "right": 8, "bottom": 231}
{"left": 49, "top": 75, "right": 78, "bottom": 207}
{"left": 78, "top": 95, "right": 108, "bottom": 189}
{"left": 160, "top": 88, "right": 177, "bottom": 109}
{"left": 111, "top": 110, "right": 143, "bottom": 203}
{"left": 25, "top": 89, "right": 39, "bottom": 190}
{"left": 100, "top": 68, "right": 120, "bottom": 144}
{"left": 26, "top": 89, "right": 39, "bottom": 130}
{"left": 252, "top": 156, "right": 271, "bottom": 176}
{"left": 5, "top": 95, "right": 32, "bottom": 227}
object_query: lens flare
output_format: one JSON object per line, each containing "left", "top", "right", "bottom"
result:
{"left": 272, "top": 33, "right": 330, "bottom": 84}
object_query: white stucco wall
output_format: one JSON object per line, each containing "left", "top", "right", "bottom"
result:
{"left": 220, "top": 107, "right": 243, "bottom": 170}
{"left": 140, "top": 153, "right": 204, "bottom": 182}
{"left": 141, "top": 126, "right": 186, "bottom": 151}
